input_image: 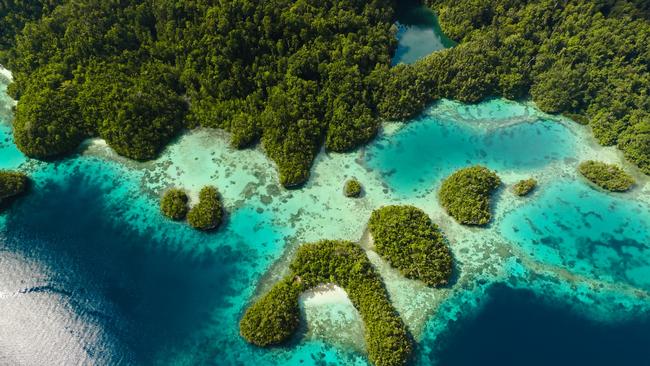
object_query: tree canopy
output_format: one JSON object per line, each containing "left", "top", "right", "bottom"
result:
{"left": 512, "top": 179, "right": 537, "bottom": 197}
{"left": 0, "top": 170, "right": 30, "bottom": 210}
{"left": 187, "top": 185, "right": 223, "bottom": 231}
{"left": 160, "top": 188, "right": 189, "bottom": 220}
{"left": 1, "top": 0, "right": 396, "bottom": 187}
{"left": 438, "top": 166, "right": 501, "bottom": 226}
{"left": 578, "top": 160, "right": 635, "bottom": 192}
{"left": 368, "top": 205, "right": 453, "bottom": 287}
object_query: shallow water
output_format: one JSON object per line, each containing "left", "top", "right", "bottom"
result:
{"left": 501, "top": 180, "right": 650, "bottom": 290}
{"left": 365, "top": 99, "right": 578, "bottom": 197}
{"left": 1, "top": 61, "right": 649, "bottom": 366}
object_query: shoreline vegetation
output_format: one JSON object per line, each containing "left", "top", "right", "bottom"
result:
{"left": 578, "top": 161, "right": 635, "bottom": 192}
{"left": 379, "top": 0, "right": 649, "bottom": 175}
{"left": 438, "top": 166, "right": 501, "bottom": 226}
{"left": 344, "top": 179, "right": 363, "bottom": 198}
{"left": 512, "top": 179, "right": 537, "bottom": 197}
{"left": 368, "top": 205, "right": 453, "bottom": 287}
{"left": 1, "top": 0, "right": 647, "bottom": 189}
{"left": 160, "top": 188, "right": 189, "bottom": 220}
{"left": 0, "top": 0, "right": 397, "bottom": 188}
{"left": 240, "top": 240, "right": 412, "bottom": 366}
{"left": 0, "top": 170, "right": 30, "bottom": 210}
{"left": 160, "top": 186, "right": 224, "bottom": 230}
{"left": 187, "top": 186, "right": 224, "bottom": 231}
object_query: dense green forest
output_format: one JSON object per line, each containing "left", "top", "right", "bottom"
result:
{"left": 379, "top": 0, "right": 650, "bottom": 174}
{"left": 0, "top": 170, "right": 30, "bottom": 210}
{"left": 1, "top": 0, "right": 396, "bottom": 186}
{"left": 512, "top": 178, "right": 537, "bottom": 197}
{"left": 240, "top": 240, "right": 412, "bottom": 366}
{"left": 344, "top": 178, "right": 363, "bottom": 197}
{"left": 368, "top": 205, "right": 452, "bottom": 287}
{"left": 579, "top": 160, "right": 635, "bottom": 191}
{"left": 2, "top": 0, "right": 648, "bottom": 186}
{"left": 438, "top": 166, "right": 501, "bottom": 226}
{"left": 187, "top": 186, "right": 224, "bottom": 230}
{"left": 160, "top": 188, "right": 189, "bottom": 220}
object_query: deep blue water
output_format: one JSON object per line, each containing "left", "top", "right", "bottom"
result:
{"left": 421, "top": 284, "right": 650, "bottom": 366}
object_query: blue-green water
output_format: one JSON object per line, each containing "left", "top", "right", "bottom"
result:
{"left": 1, "top": 71, "right": 649, "bottom": 365}
{"left": 365, "top": 99, "right": 578, "bottom": 197}
{"left": 392, "top": 1, "right": 455, "bottom": 65}
{"left": 501, "top": 180, "right": 650, "bottom": 290}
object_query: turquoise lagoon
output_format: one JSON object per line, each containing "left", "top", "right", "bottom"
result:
{"left": 1, "top": 65, "right": 650, "bottom": 365}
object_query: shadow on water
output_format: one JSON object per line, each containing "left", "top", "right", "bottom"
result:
{"left": 1, "top": 169, "right": 253, "bottom": 364}
{"left": 423, "top": 284, "right": 650, "bottom": 366}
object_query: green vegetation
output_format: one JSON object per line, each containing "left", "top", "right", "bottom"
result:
{"left": 344, "top": 179, "right": 363, "bottom": 198}
{"left": 240, "top": 240, "right": 412, "bottom": 366}
{"left": 0, "top": 170, "right": 30, "bottom": 209}
{"left": 438, "top": 166, "right": 501, "bottom": 226}
{"left": 579, "top": 161, "right": 635, "bottom": 192}
{"left": 187, "top": 186, "right": 223, "bottom": 231}
{"left": 512, "top": 179, "right": 537, "bottom": 197}
{"left": 4, "top": 1, "right": 648, "bottom": 182}
{"left": 368, "top": 205, "right": 452, "bottom": 287}
{"left": 376, "top": 0, "right": 650, "bottom": 175}
{"left": 1, "top": 0, "right": 396, "bottom": 187}
{"left": 160, "top": 188, "right": 189, "bottom": 220}
{"left": 238, "top": 277, "right": 302, "bottom": 347}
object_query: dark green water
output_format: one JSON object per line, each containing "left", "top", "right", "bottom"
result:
{"left": 392, "top": 1, "right": 455, "bottom": 65}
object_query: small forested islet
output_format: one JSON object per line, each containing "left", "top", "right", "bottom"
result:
{"left": 187, "top": 186, "right": 223, "bottom": 231}
{"left": 0, "top": 170, "right": 30, "bottom": 210}
{"left": 513, "top": 179, "right": 538, "bottom": 197}
{"left": 368, "top": 205, "right": 453, "bottom": 287}
{"left": 438, "top": 166, "right": 501, "bottom": 226}
{"left": 579, "top": 161, "right": 635, "bottom": 192}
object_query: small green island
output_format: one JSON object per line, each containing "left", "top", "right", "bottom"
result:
{"left": 368, "top": 205, "right": 453, "bottom": 287}
{"left": 438, "top": 166, "right": 501, "bottom": 226}
{"left": 0, "top": 170, "right": 30, "bottom": 210}
{"left": 512, "top": 179, "right": 538, "bottom": 197}
{"left": 578, "top": 161, "right": 635, "bottom": 192}
{"left": 160, "top": 188, "right": 189, "bottom": 220}
{"left": 344, "top": 179, "right": 363, "bottom": 198}
{"left": 187, "top": 186, "right": 224, "bottom": 231}
{"left": 240, "top": 240, "right": 412, "bottom": 366}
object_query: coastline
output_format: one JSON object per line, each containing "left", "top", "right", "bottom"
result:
{"left": 1, "top": 64, "right": 649, "bottom": 362}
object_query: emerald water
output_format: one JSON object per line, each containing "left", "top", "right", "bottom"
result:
{"left": 392, "top": 1, "right": 455, "bottom": 65}
{"left": 1, "top": 48, "right": 650, "bottom": 366}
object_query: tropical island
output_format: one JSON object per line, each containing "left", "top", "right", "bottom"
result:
{"left": 240, "top": 240, "right": 412, "bottom": 366}
{"left": 0, "top": 170, "right": 29, "bottom": 210}
{"left": 344, "top": 179, "right": 363, "bottom": 198}
{"left": 160, "top": 188, "right": 189, "bottom": 221}
{"left": 579, "top": 161, "right": 635, "bottom": 192}
{"left": 187, "top": 186, "right": 224, "bottom": 231}
{"left": 513, "top": 179, "right": 538, "bottom": 197}
{"left": 368, "top": 205, "right": 453, "bottom": 287}
{"left": 439, "top": 166, "right": 501, "bottom": 226}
